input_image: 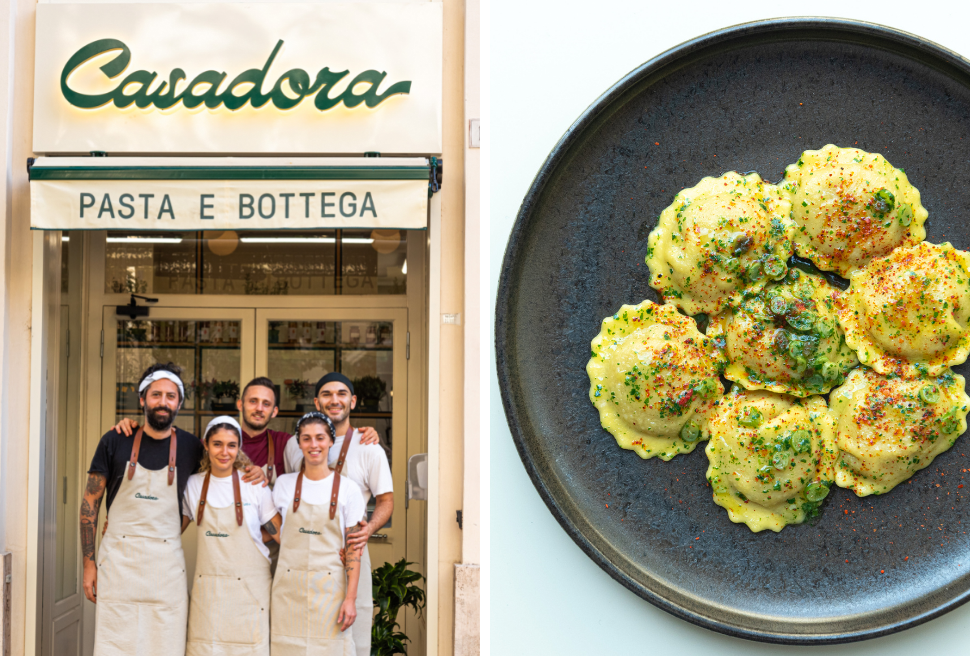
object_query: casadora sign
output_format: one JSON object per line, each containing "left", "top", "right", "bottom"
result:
{"left": 33, "top": 3, "right": 443, "bottom": 154}
{"left": 60, "top": 39, "right": 411, "bottom": 113}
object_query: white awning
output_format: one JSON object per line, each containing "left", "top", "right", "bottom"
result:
{"left": 29, "top": 157, "right": 431, "bottom": 231}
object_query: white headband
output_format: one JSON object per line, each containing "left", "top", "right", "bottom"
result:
{"left": 205, "top": 415, "right": 242, "bottom": 439}
{"left": 138, "top": 370, "right": 185, "bottom": 399}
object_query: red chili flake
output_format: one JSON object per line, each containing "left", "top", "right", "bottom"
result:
{"left": 959, "top": 485, "right": 964, "bottom": 489}
{"left": 654, "top": 142, "right": 660, "bottom": 146}
{"left": 905, "top": 557, "right": 909, "bottom": 561}
{"left": 880, "top": 570, "right": 885, "bottom": 574}
{"left": 695, "top": 537, "right": 700, "bottom": 541}
{"left": 845, "top": 559, "right": 849, "bottom": 563}
{"left": 605, "top": 504, "right": 609, "bottom": 508}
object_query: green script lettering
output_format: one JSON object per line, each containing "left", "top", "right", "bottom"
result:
{"left": 60, "top": 39, "right": 412, "bottom": 112}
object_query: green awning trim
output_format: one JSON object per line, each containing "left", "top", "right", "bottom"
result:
{"left": 29, "top": 165, "right": 429, "bottom": 181}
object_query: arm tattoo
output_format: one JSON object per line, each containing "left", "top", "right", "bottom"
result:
{"left": 344, "top": 522, "right": 363, "bottom": 573}
{"left": 80, "top": 474, "right": 106, "bottom": 562}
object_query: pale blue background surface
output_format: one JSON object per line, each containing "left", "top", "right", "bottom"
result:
{"left": 490, "top": 2, "right": 970, "bottom": 653}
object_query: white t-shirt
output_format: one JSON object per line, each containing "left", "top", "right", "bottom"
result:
{"left": 182, "top": 472, "right": 279, "bottom": 561}
{"left": 283, "top": 428, "right": 393, "bottom": 505}
{"left": 273, "top": 472, "right": 367, "bottom": 541}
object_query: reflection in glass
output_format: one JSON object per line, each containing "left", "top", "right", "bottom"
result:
{"left": 201, "top": 230, "right": 337, "bottom": 295}
{"left": 115, "top": 319, "right": 241, "bottom": 436}
{"left": 341, "top": 229, "right": 407, "bottom": 295}
{"left": 105, "top": 230, "right": 410, "bottom": 297}
{"left": 104, "top": 232, "right": 197, "bottom": 294}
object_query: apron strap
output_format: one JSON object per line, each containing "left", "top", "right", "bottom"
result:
{"left": 329, "top": 425, "right": 354, "bottom": 520}
{"left": 232, "top": 468, "right": 243, "bottom": 526}
{"left": 197, "top": 471, "right": 211, "bottom": 525}
{"left": 168, "top": 429, "right": 178, "bottom": 486}
{"left": 293, "top": 470, "right": 303, "bottom": 514}
{"left": 127, "top": 427, "right": 144, "bottom": 480}
{"left": 266, "top": 433, "right": 275, "bottom": 482}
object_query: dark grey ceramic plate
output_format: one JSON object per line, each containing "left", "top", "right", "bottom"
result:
{"left": 496, "top": 18, "right": 970, "bottom": 644}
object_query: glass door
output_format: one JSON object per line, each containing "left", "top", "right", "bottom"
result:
{"left": 254, "top": 308, "right": 408, "bottom": 569}
{"left": 100, "top": 307, "right": 255, "bottom": 584}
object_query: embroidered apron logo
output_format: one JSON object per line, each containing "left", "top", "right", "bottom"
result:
{"left": 60, "top": 39, "right": 412, "bottom": 112}
{"left": 299, "top": 527, "right": 321, "bottom": 535}
{"left": 205, "top": 531, "right": 230, "bottom": 538}
{"left": 134, "top": 492, "right": 159, "bottom": 500}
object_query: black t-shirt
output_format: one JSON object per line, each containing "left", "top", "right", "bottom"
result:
{"left": 88, "top": 426, "right": 204, "bottom": 518}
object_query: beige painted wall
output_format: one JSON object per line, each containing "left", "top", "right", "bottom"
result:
{"left": 0, "top": 1, "right": 476, "bottom": 656}
{"left": 0, "top": 0, "right": 38, "bottom": 653}
{"left": 437, "top": 0, "right": 467, "bottom": 652}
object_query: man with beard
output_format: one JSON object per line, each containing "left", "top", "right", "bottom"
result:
{"left": 283, "top": 372, "right": 393, "bottom": 656}
{"left": 236, "top": 376, "right": 381, "bottom": 483}
{"left": 81, "top": 363, "right": 265, "bottom": 656}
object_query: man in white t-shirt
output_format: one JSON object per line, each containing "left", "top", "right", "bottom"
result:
{"left": 283, "top": 372, "right": 393, "bottom": 656}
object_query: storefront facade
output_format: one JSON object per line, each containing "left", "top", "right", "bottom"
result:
{"left": 0, "top": 1, "right": 479, "bottom": 655}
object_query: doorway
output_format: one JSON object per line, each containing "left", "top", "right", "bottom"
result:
{"left": 44, "top": 230, "right": 428, "bottom": 656}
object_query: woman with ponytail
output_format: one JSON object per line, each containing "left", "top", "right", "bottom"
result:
{"left": 270, "top": 411, "right": 367, "bottom": 656}
{"left": 181, "top": 416, "right": 281, "bottom": 656}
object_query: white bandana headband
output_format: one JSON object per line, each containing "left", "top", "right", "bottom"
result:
{"left": 138, "top": 370, "right": 185, "bottom": 399}
{"left": 204, "top": 415, "right": 242, "bottom": 439}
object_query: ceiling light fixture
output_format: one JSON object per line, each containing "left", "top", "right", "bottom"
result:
{"left": 106, "top": 236, "right": 184, "bottom": 244}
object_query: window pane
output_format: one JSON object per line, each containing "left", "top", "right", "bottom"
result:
{"left": 202, "top": 230, "right": 337, "bottom": 295}
{"left": 266, "top": 321, "right": 337, "bottom": 412}
{"left": 341, "top": 229, "right": 407, "bottom": 295}
{"left": 105, "top": 232, "right": 197, "bottom": 294}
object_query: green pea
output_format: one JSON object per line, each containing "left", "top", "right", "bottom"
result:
{"left": 788, "top": 340, "right": 803, "bottom": 359}
{"left": 732, "top": 234, "right": 753, "bottom": 256}
{"left": 816, "top": 321, "right": 835, "bottom": 339}
{"left": 795, "top": 437, "right": 812, "bottom": 454}
{"left": 940, "top": 408, "right": 961, "bottom": 434}
{"left": 680, "top": 422, "right": 701, "bottom": 443}
{"left": 792, "top": 429, "right": 811, "bottom": 445}
{"left": 738, "top": 408, "right": 763, "bottom": 428}
{"left": 806, "top": 374, "right": 824, "bottom": 389}
{"left": 821, "top": 361, "right": 839, "bottom": 382}
{"left": 772, "top": 451, "right": 789, "bottom": 470}
{"left": 723, "top": 257, "right": 740, "bottom": 272}
{"left": 898, "top": 204, "right": 913, "bottom": 227}
{"left": 763, "top": 256, "right": 787, "bottom": 280}
{"left": 747, "top": 261, "right": 764, "bottom": 282}
{"left": 787, "top": 268, "right": 802, "bottom": 282}
{"left": 920, "top": 385, "right": 940, "bottom": 404}
{"left": 773, "top": 330, "right": 790, "bottom": 353}
{"left": 769, "top": 296, "right": 789, "bottom": 316}
{"left": 787, "top": 312, "right": 816, "bottom": 332}
{"left": 794, "top": 284, "right": 814, "bottom": 300}
{"left": 696, "top": 378, "right": 718, "bottom": 397}
{"left": 872, "top": 188, "right": 895, "bottom": 217}
{"left": 805, "top": 482, "right": 830, "bottom": 502}
{"left": 758, "top": 464, "right": 774, "bottom": 479}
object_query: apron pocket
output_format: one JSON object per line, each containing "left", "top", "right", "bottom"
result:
{"left": 189, "top": 574, "right": 264, "bottom": 645}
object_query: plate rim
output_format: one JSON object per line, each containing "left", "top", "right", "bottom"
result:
{"left": 494, "top": 16, "right": 970, "bottom": 644}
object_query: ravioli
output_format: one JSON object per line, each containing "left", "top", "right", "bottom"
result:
{"left": 830, "top": 367, "right": 970, "bottom": 496}
{"left": 781, "top": 144, "right": 927, "bottom": 277}
{"left": 646, "top": 171, "right": 796, "bottom": 315}
{"left": 837, "top": 241, "right": 970, "bottom": 377}
{"left": 587, "top": 300, "right": 727, "bottom": 460}
{"left": 709, "top": 268, "right": 858, "bottom": 396}
{"left": 705, "top": 387, "right": 838, "bottom": 532}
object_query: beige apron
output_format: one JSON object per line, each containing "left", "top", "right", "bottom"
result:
{"left": 271, "top": 472, "right": 356, "bottom": 656}
{"left": 187, "top": 470, "right": 272, "bottom": 656}
{"left": 94, "top": 430, "right": 188, "bottom": 656}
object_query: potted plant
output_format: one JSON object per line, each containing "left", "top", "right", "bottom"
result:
{"left": 371, "top": 559, "right": 425, "bottom": 656}
{"left": 352, "top": 375, "right": 386, "bottom": 412}
{"left": 286, "top": 378, "right": 312, "bottom": 412}
{"left": 211, "top": 379, "right": 239, "bottom": 411}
